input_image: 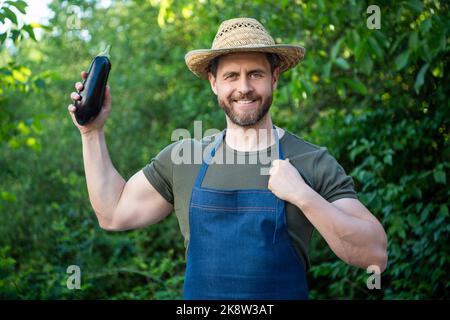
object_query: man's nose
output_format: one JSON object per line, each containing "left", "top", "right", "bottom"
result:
{"left": 237, "top": 75, "right": 252, "bottom": 95}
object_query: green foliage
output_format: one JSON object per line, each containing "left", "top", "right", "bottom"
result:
{"left": 0, "top": 0, "right": 448, "bottom": 299}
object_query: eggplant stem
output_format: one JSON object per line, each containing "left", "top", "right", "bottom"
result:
{"left": 98, "top": 45, "right": 111, "bottom": 58}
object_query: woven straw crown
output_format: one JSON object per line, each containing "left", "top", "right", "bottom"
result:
{"left": 185, "top": 17, "right": 305, "bottom": 79}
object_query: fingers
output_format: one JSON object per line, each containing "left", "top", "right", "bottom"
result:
{"left": 272, "top": 159, "right": 289, "bottom": 165}
{"left": 67, "top": 104, "right": 76, "bottom": 113}
{"left": 74, "top": 71, "right": 87, "bottom": 91}
{"left": 269, "top": 159, "right": 278, "bottom": 175}
{"left": 70, "top": 92, "right": 81, "bottom": 101}
{"left": 271, "top": 159, "right": 281, "bottom": 167}
{"left": 67, "top": 104, "right": 77, "bottom": 122}
{"left": 269, "top": 159, "right": 290, "bottom": 175}
{"left": 67, "top": 104, "right": 80, "bottom": 126}
{"left": 75, "top": 82, "right": 83, "bottom": 91}
{"left": 67, "top": 71, "right": 86, "bottom": 127}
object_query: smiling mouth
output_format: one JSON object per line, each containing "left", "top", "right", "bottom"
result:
{"left": 233, "top": 99, "right": 257, "bottom": 105}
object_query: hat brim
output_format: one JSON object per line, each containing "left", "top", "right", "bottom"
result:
{"left": 185, "top": 44, "right": 305, "bottom": 79}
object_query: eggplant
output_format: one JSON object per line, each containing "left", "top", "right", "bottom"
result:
{"left": 75, "top": 45, "right": 111, "bottom": 125}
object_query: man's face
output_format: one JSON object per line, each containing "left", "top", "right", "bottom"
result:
{"left": 208, "top": 52, "right": 279, "bottom": 127}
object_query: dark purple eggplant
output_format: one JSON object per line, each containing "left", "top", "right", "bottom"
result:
{"left": 75, "top": 45, "right": 111, "bottom": 125}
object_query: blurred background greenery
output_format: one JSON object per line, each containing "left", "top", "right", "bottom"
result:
{"left": 0, "top": 0, "right": 448, "bottom": 299}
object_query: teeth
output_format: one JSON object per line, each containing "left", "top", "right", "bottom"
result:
{"left": 235, "top": 100, "right": 255, "bottom": 104}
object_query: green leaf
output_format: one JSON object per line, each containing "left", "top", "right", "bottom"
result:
{"left": 419, "top": 43, "right": 432, "bottom": 62}
{"left": 2, "top": 6, "right": 18, "bottom": 25}
{"left": 409, "top": 31, "right": 419, "bottom": 51}
{"left": 368, "top": 36, "right": 383, "bottom": 59}
{"left": 331, "top": 38, "right": 344, "bottom": 60}
{"left": 414, "top": 63, "right": 429, "bottom": 94}
{"left": 6, "top": 0, "right": 28, "bottom": 14}
{"left": 322, "top": 61, "right": 332, "bottom": 78}
{"left": 438, "top": 205, "right": 449, "bottom": 218}
{"left": 350, "top": 30, "right": 360, "bottom": 48}
{"left": 373, "top": 31, "right": 390, "bottom": 49}
{"left": 395, "top": 50, "right": 410, "bottom": 71}
{"left": 0, "top": 32, "right": 7, "bottom": 44}
{"left": 300, "top": 79, "right": 313, "bottom": 95}
{"left": 420, "top": 18, "right": 432, "bottom": 34}
{"left": 344, "top": 78, "right": 368, "bottom": 95}
{"left": 1, "top": 191, "right": 17, "bottom": 202}
{"left": 411, "top": 187, "right": 422, "bottom": 199}
{"left": 382, "top": 204, "right": 393, "bottom": 216}
{"left": 360, "top": 54, "right": 374, "bottom": 75}
{"left": 34, "top": 79, "right": 46, "bottom": 89}
{"left": 407, "top": 214, "right": 418, "bottom": 227}
{"left": 355, "top": 39, "right": 367, "bottom": 62}
{"left": 336, "top": 81, "right": 346, "bottom": 98}
{"left": 334, "top": 57, "right": 350, "bottom": 70}
{"left": 433, "top": 170, "right": 446, "bottom": 184}
{"left": 22, "top": 24, "right": 36, "bottom": 41}
{"left": 383, "top": 153, "right": 393, "bottom": 165}
{"left": 10, "top": 29, "right": 21, "bottom": 43}
{"left": 349, "top": 144, "right": 367, "bottom": 161}
{"left": 406, "top": 0, "right": 424, "bottom": 14}
{"left": 420, "top": 205, "right": 432, "bottom": 222}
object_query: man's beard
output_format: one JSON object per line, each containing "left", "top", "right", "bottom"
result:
{"left": 218, "top": 93, "right": 273, "bottom": 127}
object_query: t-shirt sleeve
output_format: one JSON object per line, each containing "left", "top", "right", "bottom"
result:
{"left": 313, "top": 147, "right": 358, "bottom": 203}
{"left": 142, "top": 142, "right": 176, "bottom": 204}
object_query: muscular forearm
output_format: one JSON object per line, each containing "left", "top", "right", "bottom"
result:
{"left": 290, "top": 187, "right": 387, "bottom": 271}
{"left": 81, "top": 130, "right": 126, "bottom": 227}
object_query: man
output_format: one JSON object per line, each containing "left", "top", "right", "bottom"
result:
{"left": 68, "top": 17, "right": 387, "bottom": 300}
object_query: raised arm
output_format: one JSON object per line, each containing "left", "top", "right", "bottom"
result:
{"left": 67, "top": 71, "right": 172, "bottom": 231}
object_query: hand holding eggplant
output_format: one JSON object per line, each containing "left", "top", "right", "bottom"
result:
{"left": 68, "top": 45, "right": 112, "bottom": 135}
{"left": 68, "top": 72, "right": 112, "bottom": 135}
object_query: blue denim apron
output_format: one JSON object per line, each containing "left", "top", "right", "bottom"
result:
{"left": 184, "top": 126, "right": 309, "bottom": 300}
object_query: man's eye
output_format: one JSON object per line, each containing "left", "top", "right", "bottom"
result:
{"left": 250, "top": 73, "right": 263, "bottom": 78}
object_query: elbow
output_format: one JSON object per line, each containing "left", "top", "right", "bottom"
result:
{"left": 378, "top": 240, "right": 388, "bottom": 273}
{"left": 364, "top": 223, "right": 388, "bottom": 273}
{"left": 372, "top": 249, "right": 388, "bottom": 273}
{"left": 97, "top": 213, "right": 123, "bottom": 232}
{"left": 348, "top": 234, "right": 388, "bottom": 273}
{"left": 99, "top": 220, "right": 118, "bottom": 231}
{"left": 368, "top": 234, "right": 388, "bottom": 273}
{"left": 376, "top": 229, "right": 388, "bottom": 273}
{"left": 351, "top": 249, "right": 387, "bottom": 273}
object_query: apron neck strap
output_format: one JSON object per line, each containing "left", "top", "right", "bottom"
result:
{"left": 273, "top": 125, "right": 284, "bottom": 160}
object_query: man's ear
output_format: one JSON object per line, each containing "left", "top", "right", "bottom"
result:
{"left": 208, "top": 72, "right": 218, "bottom": 95}
{"left": 272, "top": 67, "right": 280, "bottom": 91}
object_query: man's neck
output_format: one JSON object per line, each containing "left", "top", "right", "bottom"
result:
{"left": 225, "top": 115, "right": 284, "bottom": 152}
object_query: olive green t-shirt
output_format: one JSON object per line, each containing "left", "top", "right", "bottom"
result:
{"left": 142, "top": 128, "right": 358, "bottom": 270}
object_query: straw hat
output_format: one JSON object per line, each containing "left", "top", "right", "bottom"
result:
{"left": 185, "top": 17, "right": 305, "bottom": 79}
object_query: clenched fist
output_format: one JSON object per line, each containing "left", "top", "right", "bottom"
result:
{"left": 268, "top": 159, "right": 309, "bottom": 203}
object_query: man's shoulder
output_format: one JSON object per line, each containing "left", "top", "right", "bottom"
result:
{"left": 282, "top": 129, "right": 327, "bottom": 158}
{"left": 281, "top": 129, "right": 349, "bottom": 191}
